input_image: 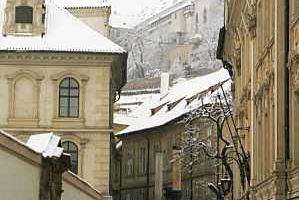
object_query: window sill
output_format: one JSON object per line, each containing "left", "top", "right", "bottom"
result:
{"left": 8, "top": 118, "right": 39, "bottom": 127}
{"left": 52, "top": 117, "right": 85, "bottom": 128}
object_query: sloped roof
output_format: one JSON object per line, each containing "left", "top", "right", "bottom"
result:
{"left": 56, "top": 0, "right": 110, "bottom": 9}
{"left": 115, "top": 68, "right": 231, "bottom": 135}
{"left": 0, "top": 0, "right": 125, "bottom": 53}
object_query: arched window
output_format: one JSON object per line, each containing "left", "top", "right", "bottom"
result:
{"left": 15, "top": 6, "right": 33, "bottom": 24}
{"left": 62, "top": 141, "right": 78, "bottom": 174}
{"left": 59, "top": 77, "right": 79, "bottom": 117}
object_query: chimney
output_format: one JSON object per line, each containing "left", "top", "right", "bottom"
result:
{"left": 160, "top": 73, "right": 169, "bottom": 98}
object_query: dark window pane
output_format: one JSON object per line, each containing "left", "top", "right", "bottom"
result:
{"left": 68, "top": 143, "right": 77, "bottom": 151}
{"left": 69, "top": 107, "right": 79, "bottom": 117}
{"left": 70, "top": 88, "right": 79, "bottom": 96}
{"left": 15, "top": 6, "right": 33, "bottom": 24}
{"left": 59, "top": 106, "right": 68, "bottom": 117}
{"left": 70, "top": 98, "right": 78, "bottom": 107}
{"left": 70, "top": 79, "right": 79, "bottom": 88}
{"left": 62, "top": 142, "right": 68, "bottom": 150}
{"left": 59, "top": 97, "right": 68, "bottom": 107}
{"left": 62, "top": 141, "right": 78, "bottom": 174}
{"left": 60, "top": 79, "right": 69, "bottom": 87}
{"left": 60, "top": 89, "right": 69, "bottom": 96}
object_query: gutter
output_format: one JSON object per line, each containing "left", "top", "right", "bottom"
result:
{"left": 284, "top": 0, "right": 290, "bottom": 199}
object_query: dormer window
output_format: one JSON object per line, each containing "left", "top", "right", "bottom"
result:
{"left": 15, "top": 6, "right": 33, "bottom": 24}
{"left": 3, "top": 0, "right": 45, "bottom": 36}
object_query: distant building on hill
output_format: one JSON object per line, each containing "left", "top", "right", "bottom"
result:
{"left": 110, "top": 0, "right": 224, "bottom": 80}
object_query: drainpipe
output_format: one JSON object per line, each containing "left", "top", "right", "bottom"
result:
{"left": 143, "top": 136, "right": 151, "bottom": 200}
{"left": 119, "top": 151, "right": 122, "bottom": 200}
{"left": 284, "top": 0, "right": 290, "bottom": 199}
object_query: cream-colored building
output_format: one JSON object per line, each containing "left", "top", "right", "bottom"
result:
{"left": 221, "top": 0, "right": 299, "bottom": 199}
{"left": 0, "top": 0, "right": 127, "bottom": 196}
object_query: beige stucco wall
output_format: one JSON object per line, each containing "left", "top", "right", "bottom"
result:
{"left": 63, "top": 182, "right": 96, "bottom": 200}
{"left": 0, "top": 65, "right": 110, "bottom": 127}
{"left": 0, "top": 147, "right": 40, "bottom": 200}
{"left": 77, "top": 16, "right": 108, "bottom": 37}
{"left": 67, "top": 8, "right": 110, "bottom": 38}
{"left": 62, "top": 173, "right": 103, "bottom": 200}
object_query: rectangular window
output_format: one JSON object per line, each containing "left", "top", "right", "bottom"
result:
{"left": 15, "top": 6, "right": 33, "bottom": 24}
{"left": 140, "top": 147, "right": 146, "bottom": 174}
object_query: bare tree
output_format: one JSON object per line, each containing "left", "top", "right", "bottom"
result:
{"left": 177, "top": 83, "right": 250, "bottom": 200}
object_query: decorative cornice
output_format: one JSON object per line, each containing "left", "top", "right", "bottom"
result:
{"left": 0, "top": 52, "right": 113, "bottom": 66}
{"left": 67, "top": 7, "right": 110, "bottom": 17}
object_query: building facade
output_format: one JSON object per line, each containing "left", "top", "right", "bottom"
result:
{"left": 222, "top": 0, "right": 299, "bottom": 199}
{"left": 113, "top": 121, "right": 216, "bottom": 200}
{"left": 0, "top": 0, "right": 127, "bottom": 195}
{"left": 112, "top": 69, "right": 231, "bottom": 200}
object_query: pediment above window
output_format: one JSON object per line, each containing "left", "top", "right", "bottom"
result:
{"left": 5, "top": 69, "right": 44, "bottom": 81}
{"left": 50, "top": 70, "right": 89, "bottom": 82}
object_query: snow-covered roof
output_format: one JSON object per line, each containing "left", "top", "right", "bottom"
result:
{"left": 55, "top": 0, "right": 110, "bottom": 9}
{"left": 0, "top": 130, "right": 65, "bottom": 159}
{"left": 136, "top": 0, "right": 191, "bottom": 26}
{"left": 114, "top": 114, "right": 140, "bottom": 126}
{"left": 115, "top": 68, "right": 231, "bottom": 136}
{"left": 0, "top": 0, "right": 125, "bottom": 53}
{"left": 148, "top": 0, "right": 192, "bottom": 25}
{"left": 27, "top": 133, "right": 64, "bottom": 158}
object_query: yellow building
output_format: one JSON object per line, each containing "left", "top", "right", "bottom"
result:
{"left": 0, "top": 0, "right": 127, "bottom": 196}
{"left": 221, "top": 0, "right": 299, "bottom": 199}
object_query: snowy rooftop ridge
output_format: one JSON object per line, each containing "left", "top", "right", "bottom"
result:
{"left": 55, "top": 0, "right": 110, "bottom": 9}
{"left": 0, "top": 130, "right": 65, "bottom": 158}
{"left": 26, "top": 133, "right": 64, "bottom": 158}
{"left": 136, "top": 0, "right": 191, "bottom": 27}
{"left": 0, "top": 0, "right": 125, "bottom": 53}
{"left": 115, "top": 68, "right": 231, "bottom": 136}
